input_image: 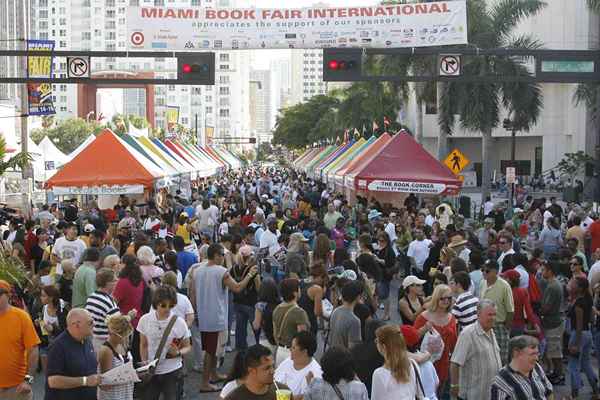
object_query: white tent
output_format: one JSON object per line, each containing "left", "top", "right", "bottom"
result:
{"left": 39, "top": 136, "right": 69, "bottom": 168}
{"left": 67, "top": 135, "right": 96, "bottom": 161}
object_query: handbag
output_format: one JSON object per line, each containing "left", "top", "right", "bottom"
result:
{"left": 138, "top": 315, "right": 178, "bottom": 385}
{"left": 321, "top": 298, "right": 334, "bottom": 319}
{"left": 411, "top": 359, "right": 430, "bottom": 400}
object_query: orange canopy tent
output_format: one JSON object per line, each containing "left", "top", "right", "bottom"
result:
{"left": 45, "top": 129, "right": 163, "bottom": 194}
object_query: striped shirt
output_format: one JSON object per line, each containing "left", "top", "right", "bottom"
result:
{"left": 452, "top": 291, "right": 479, "bottom": 331}
{"left": 85, "top": 290, "right": 119, "bottom": 339}
{"left": 490, "top": 363, "right": 553, "bottom": 400}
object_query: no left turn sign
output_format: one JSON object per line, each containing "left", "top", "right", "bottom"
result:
{"left": 439, "top": 55, "right": 461, "bottom": 76}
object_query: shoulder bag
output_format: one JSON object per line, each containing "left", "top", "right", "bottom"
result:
{"left": 411, "top": 359, "right": 429, "bottom": 400}
{"left": 139, "top": 315, "right": 178, "bottom": 385}
{"left": 331, "top": 383, "right": 345, "bottom": 400}
{"left": 273, "top": 305, "right": 298, "bottom": 366}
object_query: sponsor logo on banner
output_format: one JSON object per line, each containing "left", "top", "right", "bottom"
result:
{"left": 127, "top": 1, "right": 467, "bottom": 50}
{"left": 27, "top": 40, "right": 55, "bottom": 116}
{"left": 367, "top": 180, "right": 448, "bottom": 194}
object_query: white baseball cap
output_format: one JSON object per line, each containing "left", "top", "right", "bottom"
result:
{"left": 84, "top": 223, "right": 95, "bottom": 233}
{"left": 402, "top": 275, "right": 426, "bottom": 289}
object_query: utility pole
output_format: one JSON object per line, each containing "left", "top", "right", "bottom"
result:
{"left": 18, "top": 1, "right": 32, "bottom": 216}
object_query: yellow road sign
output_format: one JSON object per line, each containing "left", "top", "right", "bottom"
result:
{"left": 444, "top": 148, "right": 470, "bottom": 175}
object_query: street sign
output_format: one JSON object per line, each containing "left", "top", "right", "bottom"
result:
{"left": 444, "top": 148, "right": 469, "bottom": 174}
{"left": 541, "top": 60, "right": 594, "bottom": 73}
{"left": 506, "top": 167, "right": 516, "bottom": 184}
{"left": 439, "top": 54, "right": 461, "bottom": 76}
{"left": 67, "top": 56, "right": 90, "bottom": 78}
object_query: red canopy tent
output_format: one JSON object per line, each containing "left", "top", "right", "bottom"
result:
{"left": 346, "top": 131, "right": 462, "bottom": 200}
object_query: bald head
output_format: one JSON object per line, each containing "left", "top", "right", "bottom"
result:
{"left": 67, "top": 308, "right": 90, "bottom": 324}
{"left": 66, "top": 308, "right": 93, "bottom": 341}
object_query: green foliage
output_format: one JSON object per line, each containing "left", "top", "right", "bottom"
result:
{"left": 0, "top": 252, "right": 30, "bottom": 289}
{"left": 557, "top": 151, "right": 595, "bottom": 176}
{"left": 31, "top": 117, "right": 104, "bottom": 154}
{"left": 106, "top": 114, "right": 150, "bottom": 135}
{"left": 0, "top": 135, "right": 33, "bottom": 176}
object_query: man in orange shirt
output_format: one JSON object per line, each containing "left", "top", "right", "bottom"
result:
{"left": 0, "top": 280, "right": 40, "bottom": 400}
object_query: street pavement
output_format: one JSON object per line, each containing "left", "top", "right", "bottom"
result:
{"left": 33, "top": 277, "right": 593, "bottom": 399}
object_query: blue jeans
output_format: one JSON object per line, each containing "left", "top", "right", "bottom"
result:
{"left": 568, "top": 330, "right": 598, "bottom": 393}
{"left": 234, "top": 303, "right": 259, "bottom": 350}
{"left": 594, "top": 327, "right": 600, "bottom": 369}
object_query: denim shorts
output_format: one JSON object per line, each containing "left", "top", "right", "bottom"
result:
{"left": 377, "top": 280, "right": 391, "bottom": 300}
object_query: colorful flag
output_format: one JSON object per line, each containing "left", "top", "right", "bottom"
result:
{"left": 372, "top": 120, "right": 379, "bottom": 132}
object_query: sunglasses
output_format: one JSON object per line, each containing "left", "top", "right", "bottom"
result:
{"left": 158, "top": 303, "right": 175, "bottom": 309}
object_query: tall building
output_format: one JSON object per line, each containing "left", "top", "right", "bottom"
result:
{"left": 269, "top": 56, "right": 292, "bottom": 127}
{"left": 249, "top": 69, "right": 272, "bottom": 144}
{"left": 26, "top": 0, "right": 251, "bottom": 144}
{"left": 290, "top": 49, "right": 328, "bottom": 106}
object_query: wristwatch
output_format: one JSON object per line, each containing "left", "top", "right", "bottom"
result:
{"left": 24, "top": 375, "right": 34, "bottom": 384}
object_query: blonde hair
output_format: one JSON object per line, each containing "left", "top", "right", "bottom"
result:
{"left": 429, "top": 284, "right": 452, "bottom": 312}
{"left": 375, "top": 325, "right": 411, "bottom": 383}
{"left": 106, "top": 313, "right": 133, "bottom": 337}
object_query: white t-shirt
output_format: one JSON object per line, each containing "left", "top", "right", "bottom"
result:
{"left": 274, "top": 357, "right": 323, "bottom": 396}
{"left": 52, "top": 236, "right": 87, "bottom": 266}
{"left": 419, "top": 360, "right": 439, "bottom": 400}
{"left": 483, "top": 201, "right": 495, "bottom": 217}
{"left": 543, "top": 210, "right": 553, "bottom": 227}
{"left": 136, "top": 311, "right": 191, "bottom": 375}
{"left": 259, "top": 229, "right": 281, "bottom": 257}
{"left": 371, "top": 364, "right": 417, "bottom": 400}
{"left": 407, "top": 239, "right": 432, "bottom": 270}
{"left": 385, "top": 222, "right": 397, "bottom": 242}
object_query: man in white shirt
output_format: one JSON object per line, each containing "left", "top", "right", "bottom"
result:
{"left": 259, "top": 218, "right": 281, "bottom": 257}
{"left": 51, "top": 223, "right": 87, "bottom": 270}
{"left": 483, "top": 196, "right": 495, "bottom": 217}
{"left": 407, "top": 229, "right": 432, "bottom": 274}
{"left": 496, "top": 234, "right": 515, "bottom": 272}
{"left": 274, "top": 331, "right": 322, "bottom": 398}
{"left": 588, "top": 248, "right": 600, "bottom": 290}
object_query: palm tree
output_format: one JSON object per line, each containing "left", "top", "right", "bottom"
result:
{"left": 0, "top": 135, "right": 33, "bottom": 177}
{"left": 440, "top": 0, "right": 546, "bottom": 199}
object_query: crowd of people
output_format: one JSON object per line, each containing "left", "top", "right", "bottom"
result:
{"left": 1, "top": 165, "right": 600, "bottom": 400}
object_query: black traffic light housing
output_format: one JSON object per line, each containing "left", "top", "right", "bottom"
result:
{"left": 249, "top": 137, "right": 257, "bottom": 144}
{"left": 177, "top": 53, "right": 215, "bottom": 85}
{"left": 322, "top": 48, "right": 363, "bottom": 82}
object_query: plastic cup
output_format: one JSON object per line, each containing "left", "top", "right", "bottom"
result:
{"left": 276, "top": 389, "right": 292, "bottom": 400}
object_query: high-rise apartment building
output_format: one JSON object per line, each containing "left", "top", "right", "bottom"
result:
{"left": 290, "top": 49, "right": 328, "bottom": 106}
{"left": 249, "top": 69, "right": 272, "bottom": 144}
{"left": 25, "top": 0, "right": 251, "bottom": 143}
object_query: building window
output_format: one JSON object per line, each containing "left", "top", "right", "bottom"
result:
{"left": 219, "top": 54, "right": 229, "bottom": 62}
{"left": 106, "top": 10, "right": 116, "bottom": 18}
{"left": 219, "top": 109, "right": 229, "bottom": 117}
{"left": 219, "top": 87, "right": 229, "bottom": 95}
{"left": 205, "top": 107, "right": 213, "bottom": 114}
{"left": 181, "top": 117, "right": 189, "bottom": 124}
{"left": 39, "top": 10, "right": 48, "bottom": 18}
{"left": 39, "top": 21, "right": 48, "bottom": 29}
{"left": 82, "top": 32, "right": 91, "bottom": 40}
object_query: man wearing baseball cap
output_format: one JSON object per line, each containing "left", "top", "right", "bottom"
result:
{"left": 0, "top": 280, "right": 40, "bottom": 399}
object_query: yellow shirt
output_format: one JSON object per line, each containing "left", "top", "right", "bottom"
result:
{"left": 176, "top": 224, "right": 192, "bottom": 245}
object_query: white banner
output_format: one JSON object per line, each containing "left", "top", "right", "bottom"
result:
{"left": 52, "top": 185, "right": 145, "bottom": 195}
{"left": 367, "top": 180, "right": 448, "bottom": 194}
{"left": 127, "top": 1, "right": 467, "bottom": 50}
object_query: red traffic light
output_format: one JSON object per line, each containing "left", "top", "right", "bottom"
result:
{"left": 327, "top": 60, "right": 356, "bottom": 71}
{"left": 182, "top": 63, "right": 192, "bottom": 73}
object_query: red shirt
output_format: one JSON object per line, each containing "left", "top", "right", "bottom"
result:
{"left": 113, "top": 277, "right": 144, "bottom": 327}
{"left": 24, "top": 230, "right": 37, "bottom": 263}
{"left": 511, "top": 287, "right": 536, "bottom": 330}
{"left": 590, "top": 219, "right": 600, "bottom": 253}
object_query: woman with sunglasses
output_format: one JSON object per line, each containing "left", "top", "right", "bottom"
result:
{"left": 414, "top": 284, "right": 458, "bottom": 398}
{"left": 98, "top": 313, "right": 134, "bottom": 400}
{"left": 137, "top": 285, "right": 192, "bottom": 400}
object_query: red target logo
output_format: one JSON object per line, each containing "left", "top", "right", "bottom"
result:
{"left": 131, "top": 32, "right": 145, "bottom": 46}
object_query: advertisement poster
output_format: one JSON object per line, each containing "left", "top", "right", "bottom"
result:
{"left": 27, "top": 40, "right": 55, "bottom": 116}
{"left": 166, "top": 106, "right": 180, "bottom": 133}
{"left": 127, "top": 1, "right": 467, "bottom": 50}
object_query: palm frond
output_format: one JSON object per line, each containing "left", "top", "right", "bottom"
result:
{"left": 491, "top": 0, "right": 547, "bottom": 43}
{"left": 588, "top": 0, "right": 600, "bottom": 13}
{"left": 573, "top": 83, "right": 600, "bottom": 120}
{"left": 503, "top": 33, "right": 544, "bottom": 50}
{"left": 438, "top": 82, "right": 457, "bottom": 135}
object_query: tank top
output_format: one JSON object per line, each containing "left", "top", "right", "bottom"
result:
{"left": 298, "top": 282, "right": 319, "bottom": 336}
{"left": 400, "top": 296, "right": 423, "bottom": 326}
{"left": 99, "top": 342, "right": 134, "bottom": 400}
{"left": 176, "top": 224, "right": 191, "bottom": 245}
{"left": 194, "top": 264, "right": 228, "bottom": 332}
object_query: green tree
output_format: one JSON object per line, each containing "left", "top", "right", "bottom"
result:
{"left": 0, "top": 135, "right": 33, "bottom": 177}
{"left": 31, "top": 117, "right": 103, "bottom": 154}
{"left": 441, "top": 0, "right": 546, "bottom": 199}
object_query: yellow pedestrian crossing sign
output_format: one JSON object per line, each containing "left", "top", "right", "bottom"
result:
{"left": 444, "top": 149, "right": 470, "bottom": 175}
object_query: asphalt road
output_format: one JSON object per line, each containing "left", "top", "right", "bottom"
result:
{"left": 32, "top": 277, "right": 593, "bottom": 399}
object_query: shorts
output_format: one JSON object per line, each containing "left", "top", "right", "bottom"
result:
{"left": 200, "top": 331, "right": 219, "bottom": 356}
{"left": 544, "top": 321, "right": 565, "bottom": 359}
{"left": 377, "top": 280, "right": 391, "bottom": 300}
